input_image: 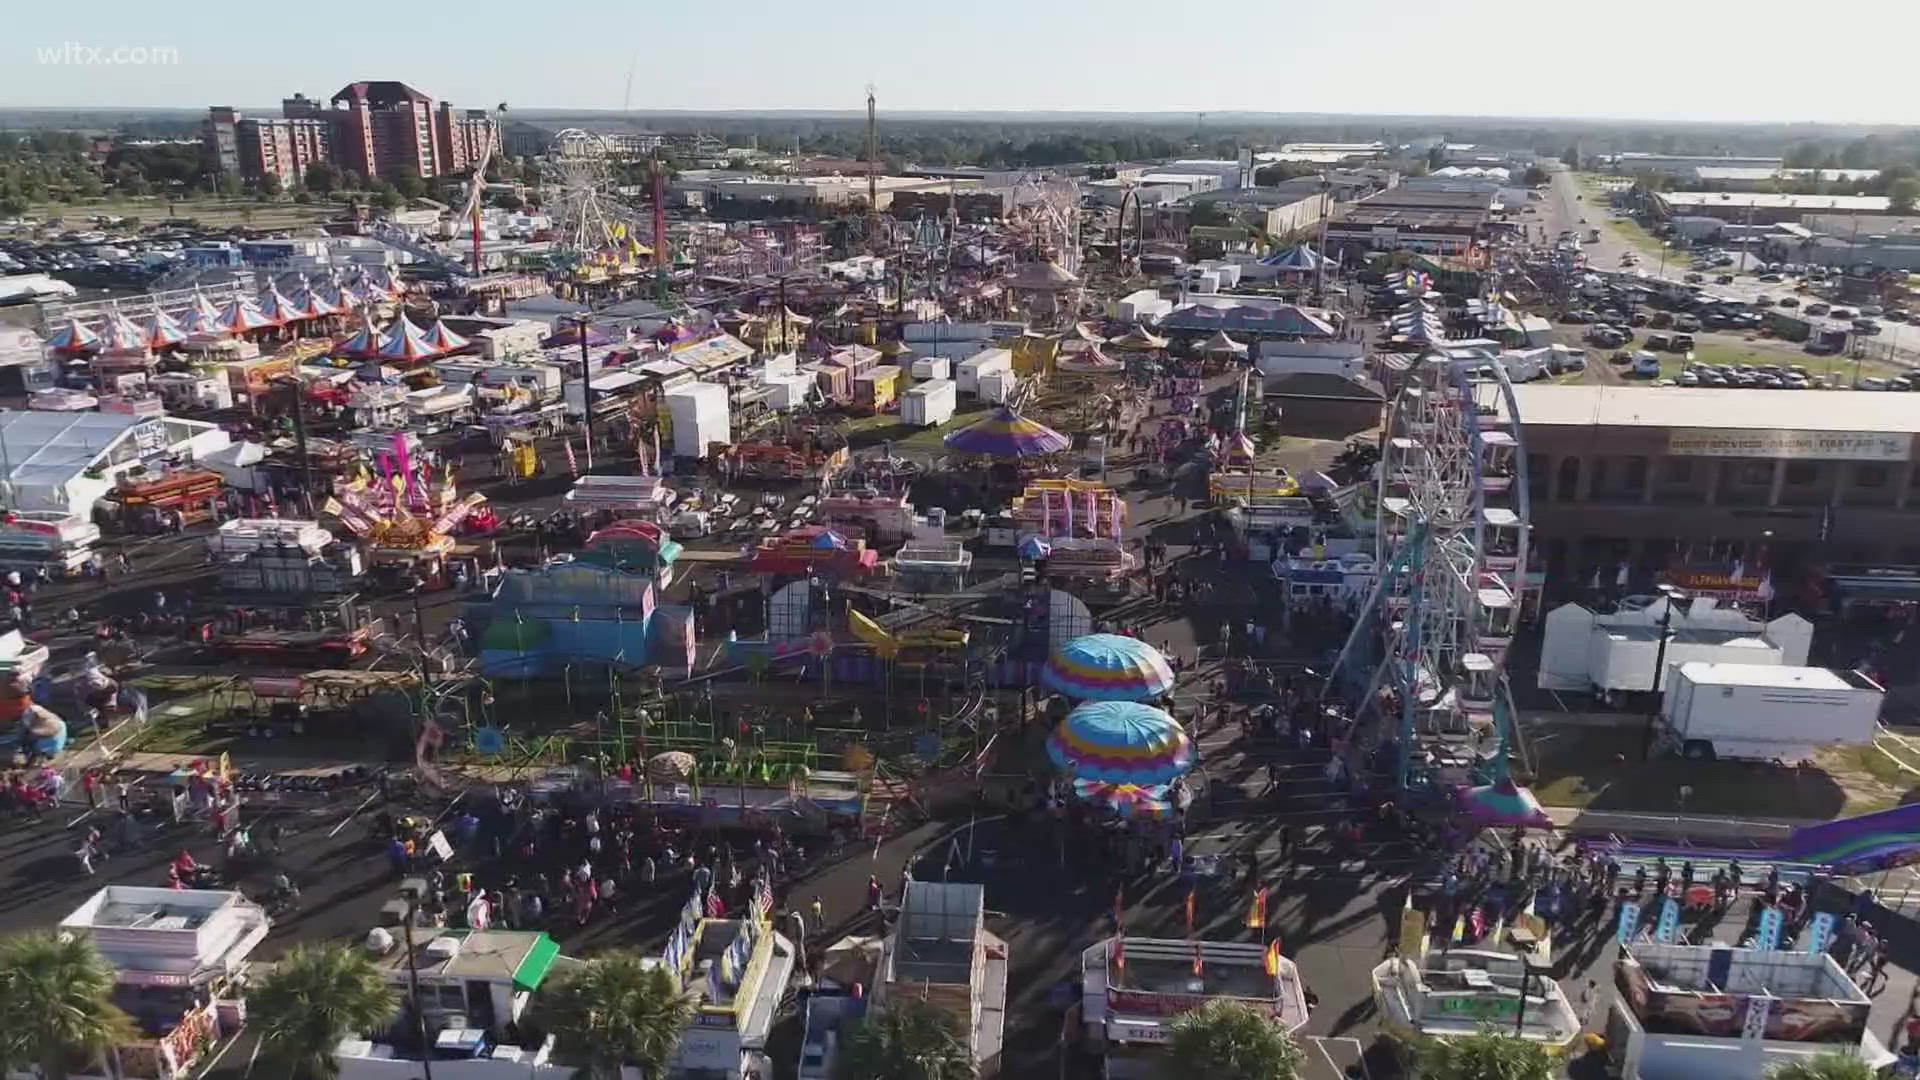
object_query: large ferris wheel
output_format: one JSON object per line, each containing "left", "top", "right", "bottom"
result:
{"left": 542, "top": 129, "right": 649, "bottom": 270}
{"left": 1328, "top": 335, "right": 1535, "bottom": 792}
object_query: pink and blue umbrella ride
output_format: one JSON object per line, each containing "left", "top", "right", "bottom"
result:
{"left": 1043, "top": 633, "right": 1176, "bottom": 702}
{"left": 1047, "top": 700, "right": 1193, "bottom": 787}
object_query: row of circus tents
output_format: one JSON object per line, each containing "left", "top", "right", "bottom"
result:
{"left": 42, "top": 269, "right": 409, "bottom": 355}
{"left": 334, "top": 312, "right": 469, "bottom": 362}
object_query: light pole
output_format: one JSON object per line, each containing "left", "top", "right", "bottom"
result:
{"left": 1642, "top": 584, "right": 1686, "bottom": 760}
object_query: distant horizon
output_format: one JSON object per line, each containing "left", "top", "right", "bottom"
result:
{"left": 8, "top": 0, "right": 1920, "bottom": 126}
{"left": 0, "top": 103, "right": 1912, "bottom": 135}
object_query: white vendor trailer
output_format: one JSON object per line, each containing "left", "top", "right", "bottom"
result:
{"left": 1659, "top": 662, "right": 1883, "bottom": 762}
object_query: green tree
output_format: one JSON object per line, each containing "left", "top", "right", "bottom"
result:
{"left": 0, "top": 931, "right": 137, "bottom": 1079}
{"left": 246, "top": 943, "right": 398, "bottom": 1080}
{"left": 369, "top": 182, "right": 400, "bottom": 211}
{"left": 303, "top": 162, "right": 337, "bottom": 196}
{"left": 1764, "top": 1052, "right": 1880, "bottom": 1080}
{"left": 836, "top": 998, "right": 975, "bottom": 1080}
{"left": 538, "top": 950, "right": 695, "bottom": 1079}
{"left": 1521, "top": 165, "right": 1550, "bottom": 187}
{"left": 1562, "top": 144, "right": 1580, "bottom": 169}
{"left": 1161, "top": 999, "right": 1302, "bottom": 1080}
{"left": 1888, "top": 177, "right": 1920, "bottom": 215}
{"left": 391, "top": 170, "right": 425, "bottom": 200}
{"left": 217, "top": 173, "right": 241, "bottom": 197}
{"left": 1188, "top": 200, "right": 1231, "bottom": 228}
{"left": 494, "top": 192, "right": 524, "bottom": 211}
{"left": 1414, "top": 1029, "right": 1558, "bottom": 1080}
{"left": 258, "top": 172, "right": 283, "bottom": 198}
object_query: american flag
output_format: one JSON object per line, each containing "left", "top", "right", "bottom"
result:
{"left": 565, "top": 440, "right": 579, "bottom": 476}
{"left": 751, "top": 875, "right": 774, "bottom": 925}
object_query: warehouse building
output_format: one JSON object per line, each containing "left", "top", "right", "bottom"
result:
{"left": 1502, "top": 385, "right": 1920, "bottom": 594}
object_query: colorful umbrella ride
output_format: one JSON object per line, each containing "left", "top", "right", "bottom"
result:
{"left": 213, "top": 296, "right": 277, "bottom": 334}
{"left": 1047, "top": 700, "right": 1192, "bottom": 786}
{"left": 141, "top": 306, "right": 188, "bottom": 350}
{"left": 256, "top": 284, "right": 310, "bottom": 323}
{"left": 178, "top": 290, "right": 227, "bottom": 339}
{"left": 420, "top": 319, "right": 470, "bottom": 353}
{"left": 1072, "top": 778, "right": 1174, "bottom": 819}
{"left": 375, "top": 314, "right": 441, "bottom": 362}
{"left": 1055, "top": 346, "right": 1125, "bottom": 374}
{"left": 337, "top": 313, "right": 382, "bottom": 357}
{"left": 942, "top": 405, "right": 1071, "bottom": 457}
{"left": 44, "top": 318, "right": 100, "bottom": 353}
{"left": 1043, "top": 633, "right": 1176, "bottom": 702}
{"left": 543, "top": 322, "right": 613, "bottom": 348}
{"left": 1456, "top": 778, "right": 1552, "bottom": 829}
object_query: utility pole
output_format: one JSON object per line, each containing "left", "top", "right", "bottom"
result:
{"left": 400, "top": 902, "right": 436, "bottom": 1080}
{"left": 574, "top": 314, "right": 597, "bottom": 471}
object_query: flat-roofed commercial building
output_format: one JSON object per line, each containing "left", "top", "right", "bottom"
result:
{"left": 1502, "top": 384, "right": 1920, "bottom": 591}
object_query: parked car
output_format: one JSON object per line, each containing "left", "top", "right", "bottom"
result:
{"left": 1805, "top": 302, "right": 1831, "bottom": 316}
{"left": 1778, "top": 296, "right": 1800, "bottom": 308}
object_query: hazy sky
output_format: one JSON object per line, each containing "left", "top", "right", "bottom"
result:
{"left": 6, "top": 0, "right": 1918, "bottom": 125}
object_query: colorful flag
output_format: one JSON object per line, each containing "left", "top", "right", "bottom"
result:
{"left": 1191, "top": 940, "right": 1204, "bottom": 977}
{"left": 1113, "top": 887, "right": 1125, "bottom": 932}
{"left": 1184, "top": 889, "right": 1197, "bottom": 935}
{"left": 1245, "top": 887, "right": 1268, "bottom": 930}
{"left": 1112, "top": 935, "right": 1125, "bottom": 972}
{"left": 565, "top": 439, "right": 579, "bottom": 476}
{"left": 1263, "top": 939, "right": 1282, "bottom": 977}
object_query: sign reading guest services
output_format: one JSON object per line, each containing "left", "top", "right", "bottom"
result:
{"left": 1666, "top": 428, "right": 1911, "bottom": 461}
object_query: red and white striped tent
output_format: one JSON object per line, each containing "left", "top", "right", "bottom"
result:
{"left": 97, "top": 309, "right": 152, "bottom": 356}
{"left": 374, "top": 313, "right": 440, "bottom": 362}
{"left": 141, "top": 306, "right": 188, "bottom": 350}
{"left": 257, "top": 284, "right": 313, "bottom": 324}
{"left": 178, "top": 291, "right": 227, "bottom": 338}
{"left": 419, "top": 319, "right": 470, "bottom": 354}
{"left": 214, "top": 295, "right": 278, "bottom": 334}
{"left": 337, "top": 313, "right": 382, "bottom": 357}
{"left": 364, "top": 267, "right": 406, "bottom": 300}
{"left": 291, "top": 277, "right": 340, "bottom": 319}
{"left": 44, "top": 318, "right": 100, "bottom": 352}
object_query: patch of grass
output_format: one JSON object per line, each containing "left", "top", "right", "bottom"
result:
{"left": 837, "top": 401, "right": 996, "bottom": 453}
{"left": 1649, "top": 335, "right": 1903, "bottom": 384}
{"left": 1527, "top": 720, "right": 1902, "bottom": 818}
{"left": 26, "top": 195, "right": 341, "bottom": 230}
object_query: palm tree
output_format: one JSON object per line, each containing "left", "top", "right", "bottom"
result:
{"left": 1162, "top": 998, "right": 1303, "bottom": 1080}
{"left": 538, "top": 949, "right": 696, "bottom": 1079}
{"left": 1414, "top": 1029, "right": 1558, "bottom": 1080}
{"left": 0, "top": 931, "right": 137, "bottom": 1079}
{"left": 835, "top": 998, "right": 975, "bottom": 1080}
{"left": 246, "top": 943, "right": 399, "bottom": 1079}
{"left": 1765, "top": 1052, "right": 1880, "bottom": 1080}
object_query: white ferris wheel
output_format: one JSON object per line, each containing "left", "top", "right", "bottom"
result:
{"left": 1329, "top": 328, "right": 1535, "bottom": 792}
{"left": 543, "top": 129, "right": 645, "bottom": 267}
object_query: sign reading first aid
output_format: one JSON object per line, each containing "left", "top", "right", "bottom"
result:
{"left": 1667, "top": 428, "right": 1911, "bottom": 461}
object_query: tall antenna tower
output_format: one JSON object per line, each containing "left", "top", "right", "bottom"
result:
{"left": 865, "top": 84, "right": 880, "bottom": 239}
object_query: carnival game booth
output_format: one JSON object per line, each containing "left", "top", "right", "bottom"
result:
{"left": 60, "top": 886, "right": 270, "bottom": 1080}
{"left": 747, "top": 527, "right": 880, "bottom": 579}
{"left": 656, "top": 886, "right": 799, "bottom": 1080}
{"left": 1081, "top": 937, "right": 1308, "bottom": 1079}
{"left": 565, "top": 473, "right": 678, "bottom": 524}
{"left": 1372, "top": 891, "right": 1576, "bottom": 1052}
{"left": 1007, "top": 479, "right": 1135, "bottom": 584}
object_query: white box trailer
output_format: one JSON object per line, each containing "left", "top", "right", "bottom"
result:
{"left": 1659, "top": 662, "right": 1882, "bottom": 761}
{"left": 909, "top": 357, "right": 952, "bottom": 381}
{"left": 664, "top": 381, "right": 731, "bottom": 459}
{"left": 900, "top": 378, "right": 956, "bottom": 428}
{"left": 956, "top": 348, "right": 1013, "bottom": 396}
